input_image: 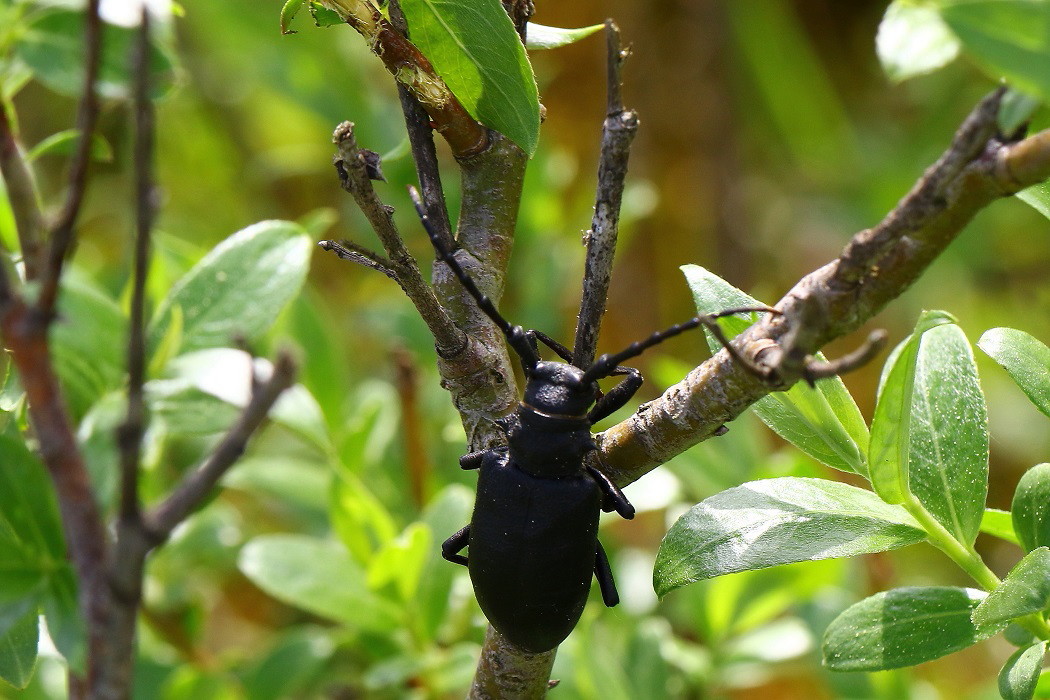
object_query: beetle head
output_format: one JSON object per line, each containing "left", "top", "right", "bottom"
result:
{"left": 523, "top": 361, "right": 598, "bottom": 417}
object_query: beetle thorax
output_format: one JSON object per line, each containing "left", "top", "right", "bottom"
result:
{"left": 522, "top": 362, "right": 597, "bottom": 418}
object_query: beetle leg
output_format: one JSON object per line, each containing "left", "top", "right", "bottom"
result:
{"left": 459, "top": 451, "right": 487, "bottom": 470}
{"left": 594, "top": 540, "right": 619, "bottom": 607}
{"left": 441, "top": 525, "right": 470, "bottom": 566}
{"left": 586, "top": 463, "right": 635, "bottom": 520}
{"left": 587, "top": 366, "right": 643, "bottom": 423}
{"left": 527, "top": 329, "right": 574, "bottom": 362}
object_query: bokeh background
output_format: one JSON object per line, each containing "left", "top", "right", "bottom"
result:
{"left": 6, "top": 0, "right": 1050, "bottom": 697}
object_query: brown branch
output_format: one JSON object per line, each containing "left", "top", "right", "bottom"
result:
{"left": 333, "top": 122, "right": 465, "bottom": 356}
{"left": 117, "top": 9, "right": 154, "bottom": 523}
{"left": 501, "top": 0, "right": 533, "bottom": 43}
{"left": 0, "top": 102, "right": 44, "bottom": 279}
{"left": 388, "top": 0, "right": 454, "bottom": 252}
{"left": 319, "top": 239, "right": 396, "bottom": 279}
{"left": 37, "top": 0, "right": 103, "bottom": 317}
{"left": 597, "top": 90, "right": 1050, "bottom": 488}
{"left": 146, "top": 352, "right": 297, "bottom": 538}
{"left": 573, "top": 20, "right": 638, "bottom": 367}
{"left": 318, "top": 0, "right": 487, "bottom": 158}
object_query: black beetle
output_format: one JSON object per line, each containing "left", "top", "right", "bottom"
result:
{"left": 411, "top": 191, "right": 773, "bottom": 653}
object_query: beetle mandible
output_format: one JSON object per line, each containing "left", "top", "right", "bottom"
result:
{"left": 411, "top": 191, "right": 775, "bottom": 653}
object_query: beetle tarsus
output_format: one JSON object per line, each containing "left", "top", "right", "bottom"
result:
{"left": 459, "top": 451, "right": 486, "bottom": 470}
{"left": 586, "top": 464, "right": 635, "bottom": 520}
{"left": 441, "top": 525, "right": 470, "bottom": 566}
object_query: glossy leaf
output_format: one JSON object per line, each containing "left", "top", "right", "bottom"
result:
{"left": 869, "top": 310, "right": 955, "bottom": 504}
{"left": 238, "top": 534, "right": 401, "bottom": 632}
{"left": 907, "top": 323, "right": 989, "bottom": 545}
{"left": 940, "top": 0, "right": 1050, "bottom": 102}
{"left": 0, "top": 608, "right": 38, "bottom": 689}
{"left": 149, "top": 220, "right": 311, "bottom": 357}
{"left": 999, "top": 641, "right": 1046, "bottom": 700}
{"left": 876, "top": 1, "right": 960, "bottom": 82}
{"left": 979, "top": 328, "right": 1050, "bottom": 419}
{"left": 823, "top": 586, "right": 1001, "bottom": 671}
{"left": 15, "top": 9, "right": 177, "bottom": 99}
{"left": 401, "top": 0, "right": 540, "bottom": 154}
{"left": 683, "top": 265, "right": 869, "bottom": 475}
{"left": 525, "top": 23, "right": 604, "bottom": 50}
{"left": 973, "top": 548, "right": 1050, "bottom": 627}
{"left": 653, "top": 477, "right": 925, "bottom": 597}
{"left": 982, "top": 508, "right": 1022, "bottom": 547}
{"left": 1012, "top": 463, "right": 1050, "bottom": 553}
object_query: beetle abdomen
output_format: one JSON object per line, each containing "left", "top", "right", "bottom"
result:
{"left": 468, "top": 452, "right": 602, "bottom": 652}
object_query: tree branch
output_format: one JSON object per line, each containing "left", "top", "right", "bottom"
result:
{"left": 0, "top": 101, "right": 44, "bottom": 279}
{"left": 146, "top": 352, "right": 297, "bottom": 538}
{"left": 388, "top": 0, "right": 454, "bottom": 252}
{"left": 37, "top": 0, "right": 103, "bottom": 317}
{"left": 573, "top": 21, "right": 638, "bottom": 367}
{"left": 317, "top": 0, "right": 487, "bottom": 158}
{"left": 318, "top": 239, "right": 397, "bottom": 279}
{"left": 333, "top": 122, "right": 466, "bottom": 357}
{"left": 597, "top": 90, "right": 1050, "bottom": 487}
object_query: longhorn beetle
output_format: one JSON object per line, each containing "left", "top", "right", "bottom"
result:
{"left": 410, "top": 189, "right": 775, "bottom": 653}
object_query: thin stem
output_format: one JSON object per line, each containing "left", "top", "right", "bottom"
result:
{"left": 572, "top": 20, "right": 638, "bottom": 367}
{"left": 332, "top": 122, "right": 465, "bottom": 357}
{"left": 147, "top": 352, "right": 297, "bottom": 538}
{"left": 37, "top": 0, "right": 103, "bottom": 316}
{"left": 118, "top": 8, "right": 154, "bottom": 523}
{"left": 0, "top": 99, "right": 44, "bottom": 278}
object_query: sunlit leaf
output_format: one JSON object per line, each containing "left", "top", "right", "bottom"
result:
{"left": 1012, "top": 463, "right": 1050, "bottom": 553}
{"left": 940, "top": 0, "right": 1050, "bottom": 102}
{"left": 401, "top": 0, "right": 540, "bottom": 154}
{"left": 525, "top": 23, "right": 604, "bottom": 50}
{"left": 239, "top": 534, "right": 401, "bottom": 632}
{"left": 654, "top": 477, "right": 925, "bottom": 597}
{"left": 973, "top": 547, "right": 1050, "bottom": 627}
{"left": 25, "top": 129, "right": 112, "bottom": 163}
{"left": 982, "top": 508, "right": 1022, "bottom": 547}
{"left": 149, "top": 220, "right": 311, "bottom": 357}
{"left": 869, "top": 310, "right": 955, "bottom": 504}
{"left": 877, "top": 1, "right": 960, "bottom": 82}
{"left": 979, "top": 328, "right": 1050, "bottom": 419}
{"left": 1017, "top": 182, "right": 1050, "bottom": 221}
{"left": 999, "top": 641, "right": 1046, "bottom": 700}
{"left": 683, "top": 265, "right": 869, "bottom": 475}
{"left": 280, "top": 0, "right": 304, "bottom": 34}
{"left": 823, "top": 587, "right": 1001, "bottom": 671}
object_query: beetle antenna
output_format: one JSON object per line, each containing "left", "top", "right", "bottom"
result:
{"left": 580, "top": 306, "right": 779, "bottom": 384}
{"left": 409, "top": 186, "right": 539, "bottom": 369}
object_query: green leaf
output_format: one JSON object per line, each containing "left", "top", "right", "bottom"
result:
{"left": 822, "top": 586, "right": 1002, "bottom": 671}
{"left": 876, "top": 1, "right": 960, "bottom": 82}
{"left": 238, "top": 534, "right": 400, "bottom": 632}
{"left": 906, "top": 323, "right": 989, "bottom": 546}
{"left": 400, "top": 0, "right": 540, "bottom": 155}
{"left": 0, "top": 608, "right": 38, "bottom": 689}
{"left": 366, "top": 523, "right": 430, "bottom": 602}
{"left": 682, "top": 265, "right": 869, "bottom": 475}
{"left": 940, "top": 0, "right": 1050, "bottom": 102}
{"left": 1017, "top": 182, "right": 1050, "bottom": 221}
{"left": 329, "top": 472, "right": 398, "bottom": 564}
{"left": 15, "top": 9, "right": 177, "bottom": 99}
{"left": 999, "top": 641, "right": 1046, "bottom": 700}
{"left": 974, "top": 548, "right": 1050, "bottom": 627}
{"left": 414, "top": 485, "right": 472, "bottom": 642}
{"left": 525, "top": 23, "right": 604, "bottom": 50}
{"left": 50, "top": 276, "right": 127, "bottom": 419}
{"left": 308, "top": 2, "right": 342, "bottom": 28}
{"left": 280, "top": 0, "right": 304, "bottom": 34}
{"left": 983, "top": 508, "right": 1022, "bottom": 547}
{"left": 149, "top": 220, "right": 311, "bottom": 357}
{"left": 25, "top": 129, "right": 112, "bottom": 163}
{"left": 0, "top": 435, "right": 65, "bottom": 560}
{"left": 999, "top": 89, "right": 1042, "bottom": 136}
{"left": 149, "top": 349, "right": 330, "bottom": 450}
{"left": 979, "top": 328, "right": 1050, "bottom": 419}
{"left": 868, "top": 310, "right": 956, "bottom": 504}
{"left": 1012, "top": 463, "right": 1050, "bottom": 553}
{"left": 41, "top": 566, "right": 84, "bottom": 672}
{"left": 653, "top": 477, "right": 926, "bottom": 597}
